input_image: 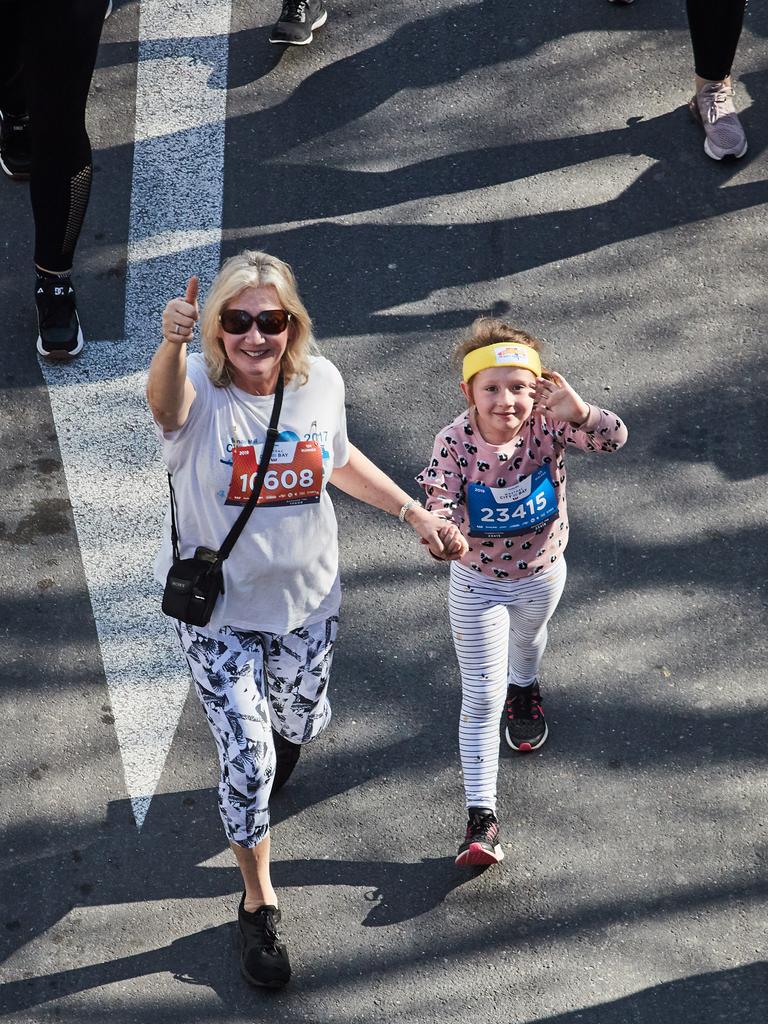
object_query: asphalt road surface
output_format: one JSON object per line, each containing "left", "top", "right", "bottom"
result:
{"left": 1, "top": 1, "right": 767, "bottom": 1022}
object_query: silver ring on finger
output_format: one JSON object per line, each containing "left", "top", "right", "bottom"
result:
{"left": 175, "top": 323, "right": 181, "bottom": 334}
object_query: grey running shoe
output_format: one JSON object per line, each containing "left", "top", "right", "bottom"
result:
{"left": 688, "top": 81, "right": 748, "bottom": 161}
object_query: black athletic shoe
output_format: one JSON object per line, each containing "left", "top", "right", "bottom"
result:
{"left": 272, "top": 729, "right": 301, "bottom": 792}
{"left": 0, "top": 111, "right": 31, "bottom": 181}
{"left": 455, "top": 807, "right": 504, "bottom": 867}
{"left": 504, "top": 681, "right": 548, "bottom": 753}
{"left": 270, "top": 0, "right": 328, "bottom": 45}
{"left": 238, "top": 896, "right": 291, "bottom": 988}
{"left": 35, "top": 276, "right": 84, "bottom": 359}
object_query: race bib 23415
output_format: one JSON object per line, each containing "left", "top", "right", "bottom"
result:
{"left": 467, "top": 465, "right": 558, "bottom": 538}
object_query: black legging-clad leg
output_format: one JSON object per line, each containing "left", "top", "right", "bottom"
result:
{"left": 686, "top": 0, "right": 749, "bottom": 162}
{"left": 686, "top": 0, "right": 747, "bottom": 82}
{"left": 0, "top": 0, "right": 107, "bottom": 272}
{"left": 0, "top": 0, "right": 107, "bottom": 357}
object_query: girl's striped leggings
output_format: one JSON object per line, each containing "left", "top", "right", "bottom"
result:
{"left": 448, "top": 558, "right": 567, "bottom": 812}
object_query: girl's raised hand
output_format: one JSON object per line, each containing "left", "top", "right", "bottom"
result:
{"left": 162, "top": 276, "right": 199, "bottom": 343}
{"left": 533, "top": 371, "right": 590, "bottom": 426}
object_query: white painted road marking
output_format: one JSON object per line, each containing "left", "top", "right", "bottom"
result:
{"left": 41, "top": 0, "right": 231, "bottom": 829}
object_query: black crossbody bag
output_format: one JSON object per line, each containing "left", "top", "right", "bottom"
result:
{"left": 161, "top": 375, "right": 284, "bottom": 627}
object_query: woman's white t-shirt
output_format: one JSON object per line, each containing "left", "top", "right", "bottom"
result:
{"left": 154, "top": 352, "right": 350, "bottom": 634}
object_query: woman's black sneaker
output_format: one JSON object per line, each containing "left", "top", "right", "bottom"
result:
{"left": 504, "top": 681, "right": 548, "bottom": 752}
{"left": 271, "top": 729, "right": 301, "bottom": 792}
{"left": 35, "top": 275, "right": 84, "bottom": 359}
{"left": 238, "top": 896, "right": 291, "bottom": 988}
{"left": 0, "top": 111, "right": 31, "bottom": 180}
{"left": 455, "top": 807, "right": 504, "bottom": 867}
{"left": 270, "top": 0, "right": 328, "bottom": 45}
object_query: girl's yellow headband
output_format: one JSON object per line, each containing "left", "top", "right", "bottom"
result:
{"left": 462, "top": 342, "right": 542, "bottom": 383}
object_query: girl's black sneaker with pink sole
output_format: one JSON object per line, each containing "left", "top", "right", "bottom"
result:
{"left": 455, "top": 807, "right": 504, "bottom": 867}
{"left": 504, "top": 681, "right": 548, "bottom": 752}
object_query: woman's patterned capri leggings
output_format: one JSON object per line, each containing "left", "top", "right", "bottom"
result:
{"left": 174, "top": 616, "right": 337, "bottom": 848}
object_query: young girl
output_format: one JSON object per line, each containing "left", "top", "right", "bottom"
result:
{"left": 417, "top": 319, "right": 628, "bottom": 867}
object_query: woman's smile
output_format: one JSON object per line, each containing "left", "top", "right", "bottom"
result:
{"left": 240, "top": 344, "right": 272, "bottom": 359}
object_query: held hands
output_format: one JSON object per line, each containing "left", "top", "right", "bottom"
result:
{"left": 533, "top": 371, "right": 590, "bottom": 427}
{"left": 407, "top": 508, "right": 468, "bottom": 561}
{"left": 433, "top": 521, "right": 468, "bottom": 560}
{"left": 162, "top": 276, "right": 199, "bottom": 344}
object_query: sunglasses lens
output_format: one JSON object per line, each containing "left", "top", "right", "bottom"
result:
{"left": 219, "top": 309, "right": 289, "bottom": 335}
{"left": 256, "top": 310, "right": 289, "bottom": 335}
{"left": 220, "top": 309, "right": 253, "bottom": 334}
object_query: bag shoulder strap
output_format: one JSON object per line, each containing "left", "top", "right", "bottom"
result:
{"left": 168, "top": 473, "right": 181, "bottom": 561}
{"left": 167, "top": 374, "right": 284, "bottom": 568}
{"left": 216, "top": 374, "right": 284, "bottom": 563}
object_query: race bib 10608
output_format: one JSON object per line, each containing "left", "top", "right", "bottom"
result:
{"left": 225, "top": 440, "right": 323, "bottom": 508}
{"left": 467, "top": 465, "right": 558, "bottom": 538}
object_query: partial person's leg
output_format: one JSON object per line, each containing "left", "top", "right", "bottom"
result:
{"left": 26, "top": 0, "right": 107, "bottom": 274}
{"left": 0, "top": 5, "right": 25, "bottom": 114}
{"left": 263, "top": 616, "right": 337, "bottom": 792}
{"left": 23, "top": 0, "right": 108, "bottom": 357}
{"left": 504, "top": 559, "right": 567, "bottom": 753}
{"left": 0, "top": 6, "right": 31, "bottom": 180}
{"left": 686, "top": 0, "right": 748, "bottom": 160}
{"left": 688, "top": 0, "right": 746, "bottom": 83}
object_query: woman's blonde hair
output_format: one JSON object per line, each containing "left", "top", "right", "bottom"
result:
{"left": 453, "top": 317, "right": 551, "bottom": 381}
{"left": 200, "top": 250, "right": 315, "bottom": 388}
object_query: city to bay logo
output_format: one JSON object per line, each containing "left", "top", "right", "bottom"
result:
{"left": 494, "top": 345, "right": 531, "bottom": 366}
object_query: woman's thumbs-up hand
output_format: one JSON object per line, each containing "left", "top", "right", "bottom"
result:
{"left": 162, "top": 276, "right": 199, "bottom": 343}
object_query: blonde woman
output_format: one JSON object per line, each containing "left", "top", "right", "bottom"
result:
{"left": 147, "top": 251, "right": 464, "bottom": 989}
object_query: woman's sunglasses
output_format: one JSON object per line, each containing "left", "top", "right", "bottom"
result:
{"left": 219, "top": 308, "right": 291, "bottom": 336}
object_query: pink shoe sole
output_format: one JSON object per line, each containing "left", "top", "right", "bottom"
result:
{"left": 455, "top": 842, "right": 505, "bottom": 867}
